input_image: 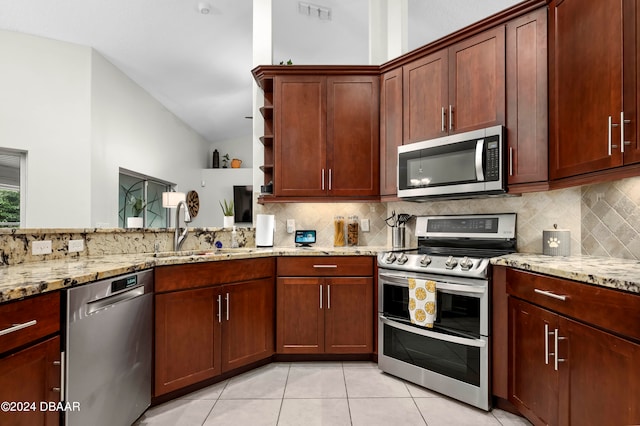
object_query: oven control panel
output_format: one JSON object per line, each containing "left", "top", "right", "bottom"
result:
{"left": 378, "top": 252, "right": 489, "bottom": 279}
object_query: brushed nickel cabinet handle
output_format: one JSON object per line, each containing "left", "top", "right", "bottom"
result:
{"left": 329, "top": 169, "right": 332, "bottom": 190}
{"left": 621, "top": 111, "right": 631, "bottom": 153}
{"left": 449, "top": 105, "right": 454, "bottom": 131}
{"left": 534, "top": 288, "right": 567, "bottom": 301}
{"left": 609, "top": 115, "right": 619, "bottom": 155}
{"left": 217, "top": 295, "right": 222, "bottom": 323}
{"left": 321, "top": 169, "right": 325, "bottom": 190}
{"left": 319, "top": 285, "right": 323, "bottom": 309}
{"left": 554, "top": 329, "right": 567, "bottom": 371}
{"left": 226, "top": 292, "right": 229, "bottom": 321}
{"left": 544, "top": 323, "right": 551, "bottom": 365}
{"left": 313, "top": 264, "right": 338, "bottom": 268}
{"left": 509, "top": 147, "right": 514, "bottom": 176}
{"left": 0, "top": 320, "right": 37, "bottom": 336}
{"left": 441, "top": 107, "right": 446, "bottom": 132}
{"left": 327, "top": 285, "right": 331, "bottom": 310}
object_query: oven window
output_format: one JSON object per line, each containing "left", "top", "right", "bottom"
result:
{"left": 383, "top": 284, "right": 481, "bottom": 337}
{"left": 383, "top": 323, "right": 480, "bottom": 386}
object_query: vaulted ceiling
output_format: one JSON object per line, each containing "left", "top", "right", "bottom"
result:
{"left": 0, "top": 0, "right": 520, "bottom": 144}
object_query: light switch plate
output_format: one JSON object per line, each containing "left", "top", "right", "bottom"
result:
{"left": 69, "top": 239, "right": 84, "bottom": 253}
{"left": 286, "top": 219, "right": 295, "bottom": 234}
{"left": 361, "top": 218, "right": 370, "bottom": 232}
{"left": 32, "top": 240, "right": 52, "bottom": 255}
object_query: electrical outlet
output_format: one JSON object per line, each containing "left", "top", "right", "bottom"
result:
{"left": 69, "top": 239, "right": 84, "bottom": 253}
{"left": 361, "top": 218, "right": 370, "bottom": 232}
{"left": 32, "top": 240, "right": 52, "bottom": 255}
{"left": 286, "top": 219, "right": 295, "bottom": 234}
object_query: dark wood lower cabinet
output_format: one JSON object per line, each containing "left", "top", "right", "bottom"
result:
{"left": 506, "top": 268, "right": 640, "bottom": 426}
{"left": 276, "top": 276, "right": 373, "bottom": 354}
{"left": 155, "top": 287, "right": 221, "bottom": 396}
{"left": 0, "top": 336, "right": 61, "bottom": 426}
{"left": 154, "top": 259, "right": 276, "bottom": 397}
{"left": 221, "top": 278, "right": 275, "bottom": 372}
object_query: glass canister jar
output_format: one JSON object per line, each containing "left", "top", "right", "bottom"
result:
{"left": 347, "top": 215, "right": 359, "bottom": 246}
{"left": 333, "top": 215, "right": 345, "bottom": 247}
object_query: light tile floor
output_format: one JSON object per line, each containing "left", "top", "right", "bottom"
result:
{"left": 135, "top": 362, "right": 532, "bottom": 426}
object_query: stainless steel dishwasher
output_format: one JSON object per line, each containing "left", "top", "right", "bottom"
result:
{"left": 64, "top": 269, "right": 153, "bottom": 426}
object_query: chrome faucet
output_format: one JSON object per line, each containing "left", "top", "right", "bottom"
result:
{"left": 174, "top": 200, "right": 191, "bottom": 251}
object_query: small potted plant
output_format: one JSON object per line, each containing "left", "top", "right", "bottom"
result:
{"left": 222, "top": 154, "right": 230, "bottom": 168}
{"left": 219, "top": 199, "right": 234, "bottom": 228}
{"left": 126, "top": 194, "right": 145, "bottom": 228}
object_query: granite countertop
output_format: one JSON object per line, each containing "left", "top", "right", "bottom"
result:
{"left": 0, "top": 246, "right": 385, "bottom": 303}
{"left": 491, "top": 253, "right": 640, "bottom": 295}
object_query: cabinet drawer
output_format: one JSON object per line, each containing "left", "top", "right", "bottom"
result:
{"left": 506, "top": 268, "right": 640, "bottom": 341}
{"left": 155, "top": 257, "right": 275, "bottom": 293}
{"left": 0, "top": 292, "right": 60, "bottom": 355}
{"left": 277, "top": 256, "right": 373, "bottom": 277}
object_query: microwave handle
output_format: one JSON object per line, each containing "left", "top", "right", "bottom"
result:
{"left": 475, "top": 139, "right": 485, "bottom": 181}
{"left": 378, "top": 272, "right": 485, "bottom": 294}
{"left": 379, "top": 315, "right": 486, "bottom": 348}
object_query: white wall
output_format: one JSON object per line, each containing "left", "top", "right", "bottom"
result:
{"left": 0, "top": 30, "right": 210, "bottom": 228}
{"left": 90, "top": 51, "right": 208, "bottom": 227}
{"left": 0, "top": 30, "right": 93, "bottom": 228}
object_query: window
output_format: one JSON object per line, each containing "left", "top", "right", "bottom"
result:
{"left": 0, "top": 150, "right": 26, "bottom": 228}
{"left": 118, "top": 169, "right": 174, "bottom": 228}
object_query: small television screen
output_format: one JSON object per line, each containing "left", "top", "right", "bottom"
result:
{"left": 233, "top": 185, "right": 253, "bottom": 224}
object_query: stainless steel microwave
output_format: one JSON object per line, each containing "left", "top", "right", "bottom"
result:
{"left": 397, "top": 125, "right": 506, "bottom": 200}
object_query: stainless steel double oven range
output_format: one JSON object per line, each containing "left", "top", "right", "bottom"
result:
{"left": 377, "top": 213, "right": 516, "bottom": 411}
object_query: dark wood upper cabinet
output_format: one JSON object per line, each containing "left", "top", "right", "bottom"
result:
{"left": 550, "top": 0, "right": 640, "bottom": 180}
{"left": 254, "top": 67, "right": 379, "bottom": 202}
{"left": 449, "top": 26, "right": 506, "bottom": 134}
{"left": 379, "top": 68, "right": 403, "bottom": 198}
{"left": 403, "top": 49, "right": 449, "bottom": 143}
{"left": 326, "top": 76, "right": 380, "bottom": 197}
{"left": 506, "top": 7, "right": 549, "bottom": 187}
{"left": 274, "top": 75, "right": 327, "bottom": 197}
{"left": 402, "top": 26, "right": 505, "bottom": 144}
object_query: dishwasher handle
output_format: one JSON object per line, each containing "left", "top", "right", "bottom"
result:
{"left": 86, "top": 285, "right": 146, "bottom": 315}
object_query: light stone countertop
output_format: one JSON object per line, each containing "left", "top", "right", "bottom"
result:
{"left": 0, "top": 246, "right": 385, "bottom": 303}
{"left": 491, "top": 253, "right": 640, "bottom": 294}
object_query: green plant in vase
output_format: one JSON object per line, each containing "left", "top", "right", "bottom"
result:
{"left": 219, "top": 199, "right": 234, "bottom": 228}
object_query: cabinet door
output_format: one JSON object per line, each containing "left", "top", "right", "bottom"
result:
{"left": 506, "top": 8, "right": 548, "bottom": 185}
{"left": 449, "top": 26, "right": 506, "bottom": 134}
{"left": 221, "top": 278, "right": 275, "bottom": 373}
{"left": 274, "top": 75, "right": 327, "bottom": 197}
{"left": 623, "top": 0, "right": 640, "bottom": 165}
{"left": 324, "top": 277, "right": 373, "bottom": 354}
{"left": 0, "top": 336, "right": 61, "bottom": 426}
{"left": 403, "top": 50, "right": 449, "bottom": 143}
{"left": 549, "top": 0, "right": 624, "bottom": 178}
{"left": 380, "top": 68, "right": 403, "bottom": 197}
{"left": 509, "top": 298, "right": 558, "bottom": 426}
{"left": 558, "top": 317, "right": 640, "bottom": 426}
{"left": 276, "top": 277, "right": 324, "bottom": 354}
{"left": 326, "top": 75, "right": 379, "bottom": 197}
{"left": 155, "top": 287, "right": 222, "bottom": 396}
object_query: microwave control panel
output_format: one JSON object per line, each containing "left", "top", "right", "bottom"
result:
{"left": 485, "top": 136, "right": 500, "bottom": 181}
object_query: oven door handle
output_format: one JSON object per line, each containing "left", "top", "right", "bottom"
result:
{"left": 379, "top": 315, "right": 486, "bottom": 348}
{"left": 379, "top": 272, "right": 485, "bottom": 294}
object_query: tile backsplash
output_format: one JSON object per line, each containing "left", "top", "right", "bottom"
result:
{"left": 257, "top": 175, "right": 640, "bottom": 260}
{"left": 581, "top": 177, "right": 640, "bottom": 259}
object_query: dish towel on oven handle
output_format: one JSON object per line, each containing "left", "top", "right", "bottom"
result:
{"left": 408, "top": 278, "right": 436, "bottom": 328}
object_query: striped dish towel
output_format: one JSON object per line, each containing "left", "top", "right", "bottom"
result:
{"left": 408, "top": 278, "right": 437, "bottom": 328}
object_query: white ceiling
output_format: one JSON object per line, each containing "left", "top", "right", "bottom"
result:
{"left": 0, "top": 0, "right": 520, "bottom": 145}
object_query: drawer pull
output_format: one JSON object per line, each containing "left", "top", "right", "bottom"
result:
{"left": 313, "top": 265, "right": 338, "bottom": 268}
{"left": 534, "top": 289, "right": 567, "bottom": 301}
{"left": 0, "top": 320, "right": 37, "bottom": 336}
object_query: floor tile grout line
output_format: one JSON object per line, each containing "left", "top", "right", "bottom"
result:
{"left": 341, "top": 362, "right": 354, "bottom": 426}
{"left": 201, "top": 379, "right": 230, "bottom": 425}
{"left": 275, "top": 362, "right": 291, "bottom": 426}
